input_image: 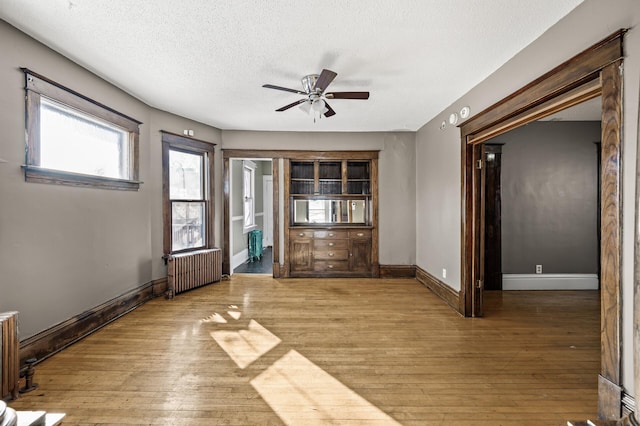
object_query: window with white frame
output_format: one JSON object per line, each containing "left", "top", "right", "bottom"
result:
{"left": 243, "top": 160, "right": 256, "bottom": 232}
{"left": 22, "top": 68, "right": 141, "bottom": 190}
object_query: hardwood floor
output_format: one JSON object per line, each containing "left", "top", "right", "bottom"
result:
{"left": 8, "top": 276, "right": 600, "bottom": 425}
{"left": 233, "top": 247, "right": 273, "bottom": 274}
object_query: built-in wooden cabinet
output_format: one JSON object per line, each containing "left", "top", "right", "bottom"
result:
{"left": 349, "top": 229, "right": 372, "bottom": 272}
{"left": 289, "top": 228, "right": 373, "bottom": 277}
{"left": 285, "top": 153, "right": 378, "bottom": 278}
{"left": 290, "top": 160, "right": 371, "bottom": 196}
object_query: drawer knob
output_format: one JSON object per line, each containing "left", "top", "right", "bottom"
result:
{"left": 329, "top": 242, "right": 334, "bottom": 247}
{"left": 329, "top": 252, "right": 334, "bottom": 257}
{"left": 356, "top": 232, "right": 364, "bottom": 237}
{"left": 298, "top": 233, "right": 305, "bottom": 237}
{"left": 328, "top": 265, "right": 334, "bottom": 269}
{"left": 329, "top": 233, "right": 335, "bottom": 237}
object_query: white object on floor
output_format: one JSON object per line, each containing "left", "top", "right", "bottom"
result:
{"left": 15, "top": 412, "right": 65, "bottom": 426}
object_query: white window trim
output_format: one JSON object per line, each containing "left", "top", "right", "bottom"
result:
{"left": 243, "top": 160, "right": 257, "bottom": 233}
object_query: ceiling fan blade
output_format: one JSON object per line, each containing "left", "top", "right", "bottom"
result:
{"left": 325, "top": 91, "right": 370, "bottom": 100}
{"left": 324, "top": 101, "right": 336, "bottom": 118}
{"left": 314, "top": 69, "right": 337, "bottom": 92}
{"left": 263, "top": 84, "right": 307, "bottom": 95}
{"left": 276, "top": 99, "right": 307, "bottom": 112}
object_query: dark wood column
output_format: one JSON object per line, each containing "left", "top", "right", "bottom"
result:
{"left": 483, "top": 144, "right": 503, "bottom": 290}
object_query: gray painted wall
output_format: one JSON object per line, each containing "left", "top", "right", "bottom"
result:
{"left": 0, "top": 20, "right": 222, "bottom": 339}
{"left": 221, "top": 131, "right": 417, "bottom": 266}
{"left": 231, "top": 159, "right": 245, "bottom": 255}
{"left": 231, "top": 159, "right": 243, "bottom": 218}
{"left": 415, "top": 0, "right": 639, "bottom": 394}
{"left": 491, "top": 121, "right": 600, "bottom": 274}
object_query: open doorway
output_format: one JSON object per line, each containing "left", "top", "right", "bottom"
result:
{"left": 483, "top": 97, "right": 602, "bottom": 292}
{"left": 229, "top": 158, "right": 274, "bottom": 275}
{"left": 460, "top": 30, "right": 624, "bottom": 419}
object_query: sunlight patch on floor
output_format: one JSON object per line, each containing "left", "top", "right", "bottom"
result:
{"left": 200, "top": 312, "right": 227, "bottom": 324}
{"left": 251, "top": 350, "right": 401, "bottom": 425}
{"left": 210, "top": 319, "right": 281, "bottom": 369}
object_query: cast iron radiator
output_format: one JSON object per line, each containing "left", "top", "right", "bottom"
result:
{"left": 0, "top": 311, "right": 19, "bottom": 400}
{"left": 167, "top": 248, "right": 222, "bottom": 299}
{"left": 248, "top": 229, "right": 263, "bottom": 262}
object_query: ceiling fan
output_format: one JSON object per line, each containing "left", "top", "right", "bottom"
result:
{"left": 262, "top": 69, "right": 369, "bottom": 119}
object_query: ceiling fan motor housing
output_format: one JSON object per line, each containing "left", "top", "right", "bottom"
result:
{"left": 301, "top": 74, "right": 320, "bottom": 94}
{"left": 262, "top": 69, "right": 369, "bottom": 117}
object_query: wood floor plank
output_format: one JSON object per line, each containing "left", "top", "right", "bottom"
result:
{"left": 8, "top": 277, "right": 599, "bottom": 425}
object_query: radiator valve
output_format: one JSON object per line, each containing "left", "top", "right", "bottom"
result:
{"left": 19, "top": 358, "right": 38, "bottom": 394}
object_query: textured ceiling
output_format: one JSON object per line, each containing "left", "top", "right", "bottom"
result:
{"left": 0, "top": 0, "right": 584, "bottom": 132}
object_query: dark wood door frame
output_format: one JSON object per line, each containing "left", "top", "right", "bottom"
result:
{"left": 460, "top": 30, "right": 626, "bottom": 420}
{"left": 223, "top": 150, "right": 281, "bottom": 277}
{"left": 483, "top": 144, "right": 503, "bottom": 291}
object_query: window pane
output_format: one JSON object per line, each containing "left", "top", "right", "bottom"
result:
{"left": 172, "top": 202, "right": 205, "bottom": 251}
{"left": 244, "top": 198, "right": 253, "bottom": 228}
{"left": 243, "top": 168, "right": 251, "bottom": 197}
{"left": 242, "top": 164, "right": 255, "bottom": 230}
{"left": 170, "top": 150, "right": 203, "bottom": 200}
{"left": 40, "top": 97, "right": 129, "bottom": 179}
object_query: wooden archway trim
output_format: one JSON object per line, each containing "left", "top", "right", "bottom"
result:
{"left": 460, "top": 30, "right": 626, "bottom": 420}
{"left": 460, "top": 30, "right": 624, "bottom": 137}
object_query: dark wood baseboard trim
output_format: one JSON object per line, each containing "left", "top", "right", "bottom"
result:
{"left": 415, "top": 266, "right": 463, "bottom": 315}
{"left": 19, "top": 280, "right": 158, "bottom": 366}
{"left": 599, "top": 374, "right": 623, "bottom": 420}
{"left": 151, "top": 277, "right": 168, "bottom": 297}
{"left": 379, "top": 265, "right": 416, "bottom": 278}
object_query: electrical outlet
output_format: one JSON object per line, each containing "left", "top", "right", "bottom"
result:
{"left": 442, "top": 268, "right": 447, "bottom": 279}
{"left": 535, "top": 264, "right": 543, "bottom": 274}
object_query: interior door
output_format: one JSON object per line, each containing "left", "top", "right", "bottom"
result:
{"left": 472, "top": 144, "right": 487, "bottom": 317}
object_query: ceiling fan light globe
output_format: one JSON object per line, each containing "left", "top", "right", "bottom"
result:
{"left": 299, "top": 101, "right": 312, "bottom": 114}
{"left": 311, "top": 98, "right": 325, "bottom": 113}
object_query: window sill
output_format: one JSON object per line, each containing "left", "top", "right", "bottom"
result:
{"left": 243, "top": 225, "right": 258, "bottom": 234}
{"left": 23, "top": 166, "right": 143, "bottom": 191}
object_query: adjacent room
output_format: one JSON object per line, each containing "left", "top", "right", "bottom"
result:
{"left": 0, "top": 1, "right": 639, "bottom": 425}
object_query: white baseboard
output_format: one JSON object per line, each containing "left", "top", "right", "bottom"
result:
{"left": 622, "top": 392, "right": 635, "bottom": 417}
{"left": 231, "top": 249, "right": 249, "bottom": 273}
{"left": 502, "top": 274, "right": 599, "bottom": 290}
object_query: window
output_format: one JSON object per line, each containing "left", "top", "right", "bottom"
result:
{"left": 22, "top": 68, "right": 142, "bottom": 190}
{"left": 162, "top": 131, "right": 215, "bottom": 255}
{"left": 243, "top": 160, "right": 256, "bottom": 232}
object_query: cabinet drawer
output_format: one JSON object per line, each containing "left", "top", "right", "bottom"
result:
{"left": 292, "top": 230, "right": 314, "bottom": 239}
{"left": 349, "top": 229, "right": 372, "bottom": 239}
{"left": 313, "top": 260, "right": 349, "bottom": 272}
{"left": 314, "top": 239, "right": 348, "bottom": 250}
{"left": 314, "top": 249, "right": 349, "bottom": 260}
{"left": 314, "top": 230, "right": 348, "bottom": 239}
